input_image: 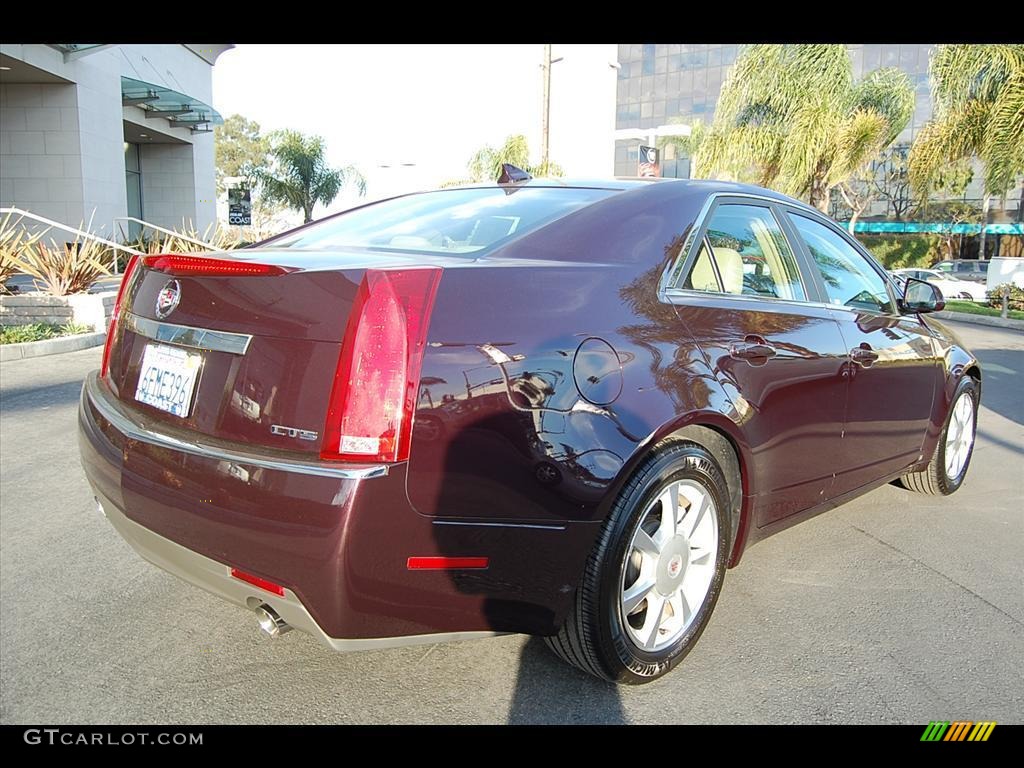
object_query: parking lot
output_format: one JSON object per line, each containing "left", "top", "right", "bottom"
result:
{"left": 1, "top": 318, "right": 1021, "bottom": 725}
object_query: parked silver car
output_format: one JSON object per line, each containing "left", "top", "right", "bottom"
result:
{"left": 931, "top": 259, "right": 989, "bottom": 284}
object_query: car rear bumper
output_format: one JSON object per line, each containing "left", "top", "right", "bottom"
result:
{"left": 78, "top": 371, "right": 597, "bottom": 646}
{"left": 90, "top": 484, "right": 501, "bottom": 651}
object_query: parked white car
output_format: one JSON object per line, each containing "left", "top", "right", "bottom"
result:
{"left": 890, "top": 268, "right": 988, "bottom": 301}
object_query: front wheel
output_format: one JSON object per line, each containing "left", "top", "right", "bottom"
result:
{"left": 545, "top": 442, "right": 730, "bottom": 684}
{"left": 900, "top": 376, "right": 979, "bottom": 495}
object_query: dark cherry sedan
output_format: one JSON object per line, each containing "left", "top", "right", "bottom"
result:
{"left": 78, "top": 176, "right": 980, "bottom": 683}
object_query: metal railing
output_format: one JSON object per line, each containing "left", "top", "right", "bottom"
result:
{"left": 113, "top": 217, "right": 224, "bottom": 254}
{"left": 0, "top": 207, "right": 143, "bottom": 274}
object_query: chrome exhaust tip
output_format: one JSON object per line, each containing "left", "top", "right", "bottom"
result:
{"left": 254, "top": 604, "right": 292, "bottom": 638}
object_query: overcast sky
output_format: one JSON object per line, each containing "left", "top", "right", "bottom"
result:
{"left": 212, "top": 44, "right": 617, "bottom": 216}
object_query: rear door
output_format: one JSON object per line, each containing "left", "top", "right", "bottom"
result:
{"left": 784, "top": 211, "right": 942, "bottom": 495}
{"left": 665, "top": 199, "right": 850, "bottom": 524}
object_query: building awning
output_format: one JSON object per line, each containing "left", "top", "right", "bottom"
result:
{"left": 853, "top": 221, "right": 1024, "bottom": 235}
{"left": 121, "top": 76, "right": 224, "bottom": 134}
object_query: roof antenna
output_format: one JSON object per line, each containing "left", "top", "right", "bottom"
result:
{"left": 497, "top": 164, "right": 532, "bottom": 184}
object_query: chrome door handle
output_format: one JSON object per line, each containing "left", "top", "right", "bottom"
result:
{"left": 730, "top": 339, "right": 777, "bottom": 363}
{"left": 850, "top": 345, "right": 879, "bottom": 368}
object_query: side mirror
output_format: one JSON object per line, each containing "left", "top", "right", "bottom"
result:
{"left": 901, "top": 277, "right": 945, "bottom": 314}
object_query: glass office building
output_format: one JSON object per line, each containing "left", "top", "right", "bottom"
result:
{"left": 614, "top": 43, "right": 1022, "bottom": 250}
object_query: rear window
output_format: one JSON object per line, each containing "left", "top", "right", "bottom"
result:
{"left": 265, "top": 187, "right": 616, "bottom": 255}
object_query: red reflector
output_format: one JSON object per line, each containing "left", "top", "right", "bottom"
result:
{"left": 407, "top": 557, "right": 489, "bottom": 570}
{"left": 101, "top": 254, "right": 141, "bottom": 380}
{"left": 321, "top": 268, "right": 442, "bottom": 464}
{"left": 230, "top": 567, "right": 286, "bottom": 596}
{"left": 143, "top": 254, "right": 294, "bottom": 276}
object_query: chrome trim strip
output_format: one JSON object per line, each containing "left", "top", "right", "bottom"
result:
{"left": 92, "top": 489, "right": 503, "bottom": 652}
{"left": 84, "top": 372, "right": 388, "bottom": 480}
{"left": 432, "top": 520, "right": 567, "bottom": 531}
{"left": 124, "top": 312, "right": 253, "bottom": 355}
{"left": 664, "top": 287, "right": 818, "bottom": 312}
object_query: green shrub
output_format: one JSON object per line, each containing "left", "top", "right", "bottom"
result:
{"left": 855, "top": 233, "right": 943, "bottom": 269}
{"left": 987, "top": 283, "right": 1024, "bottom": 312}
{"left": 0, "top": 322, "right": 92, "bottom": 345}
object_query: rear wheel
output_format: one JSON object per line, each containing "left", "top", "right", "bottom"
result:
{"left": 900, "top": 376, "right": 978, "bottom": 495}
{"left": 545, "top": 442, "right": 730, "bottom": 683}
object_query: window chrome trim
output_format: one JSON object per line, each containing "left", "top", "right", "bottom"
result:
{"left": 124, "top": 312, "right": 253, "bottom": 355}
{"left": 664, "top": 287, "right": 822, "bottom": 312}
{"left": 83, "top": 372, "right": 388, "bottom": 480}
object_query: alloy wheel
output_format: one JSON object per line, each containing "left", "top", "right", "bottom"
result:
{"left": 619, "top": 479, "right": 718, "bottom": 652}
{"left": 944, "top": 392, "right": 975, "bottom": 480}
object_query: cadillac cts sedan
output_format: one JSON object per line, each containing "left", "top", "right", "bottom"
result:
{"left": 78, "top": 176, "right": 980, "bottom": 684}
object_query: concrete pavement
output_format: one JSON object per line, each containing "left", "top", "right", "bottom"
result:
{"left": 1, "top": 320, "right": 1021, "bottom": 724}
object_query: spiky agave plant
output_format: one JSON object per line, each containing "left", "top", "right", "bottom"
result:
{"left": 15, "top": 221, "right": 111, "bottom": 296}
{"left": 0, "top": 213, "right": 45, "bottom": 294}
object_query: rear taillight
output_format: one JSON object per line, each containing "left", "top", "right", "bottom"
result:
{"left": 100, "top": 254, "right": 140, "bottom": 380}
{"left": 321, "top": 268, "right": 442, "bottom": 464}
{"left": 143, "top": 254, "right": 294, "bottom": 276}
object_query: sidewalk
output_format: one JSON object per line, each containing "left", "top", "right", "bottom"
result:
{"left": 933, "top": 309, "right": 1024, "bottom": 331}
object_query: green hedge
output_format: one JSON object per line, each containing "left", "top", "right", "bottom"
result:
{"left": 0, "top": 322, "right": 91, "bottom": 345}
{"left": 855, "top": 233, "right": 943, "bottom": 269}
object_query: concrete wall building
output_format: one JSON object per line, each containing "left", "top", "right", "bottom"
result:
{"left": 1, "top": 44, "right": 231, "bottom": 241}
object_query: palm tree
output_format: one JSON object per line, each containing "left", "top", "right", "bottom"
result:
{"left": 254, "top": 130, "right": 366, "bottom": 223}
{"left": 909, "top": 45, "right": 1024, "bottom": 259}
{"left": 695, "top": 45, "right": 914, "bottom": 211}
{"left": 442, "top": 135, "right": 564, "bottom": 187}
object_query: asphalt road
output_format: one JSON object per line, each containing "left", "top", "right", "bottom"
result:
{"left": 1, "top": 319, "right": 1021, "bottom": 725}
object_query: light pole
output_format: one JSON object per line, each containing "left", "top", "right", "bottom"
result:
{"left": 540, "top": 44, "right": 564, "bottom": 174}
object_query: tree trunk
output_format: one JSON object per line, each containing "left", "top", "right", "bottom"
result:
{"left": 978, "top": 194, "right": 991, "bottom": 260}
{"left": 848, "top": 210, "right": 859, "bottom": 235}
{"left": 811, "top": 180, "right": 831, "bottom": 213}
{"left": 303, "top": 205, "right": 313, "bottom": 223}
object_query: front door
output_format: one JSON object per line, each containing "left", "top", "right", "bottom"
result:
{"left": 786, "top": 212, "right": 941, "bottom": 496}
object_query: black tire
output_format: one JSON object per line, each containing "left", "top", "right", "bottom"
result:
{"left": 544, "top": 441, "right": 730, "bottom": 684}
{"left": 900, "top": 376, "right": 979, "bottom": 496}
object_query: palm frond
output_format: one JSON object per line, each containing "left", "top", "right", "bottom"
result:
{"left": 915, "top": 44, "right": 1024, "bottom": 197}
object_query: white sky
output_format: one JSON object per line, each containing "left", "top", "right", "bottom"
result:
{"left": 213, "top": 44, "right": 618, "bottom": 217}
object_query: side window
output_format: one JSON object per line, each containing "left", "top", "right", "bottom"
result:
{"left": 684, "top": 242, "right": 720, "bottom": 291}
{"left": 682, "top": 204, "right": 806, "bottom": 301}
{"left": 791, "top": 214, "right": 895, "bottom": 314}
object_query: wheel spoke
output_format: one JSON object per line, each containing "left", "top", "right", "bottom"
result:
{"left": 669, "top": 590, "right": 691, "bottom": 627}
{"left": 655, "top": 486, "right": 679, "bottom": 543}
{"left": 685, "top": 492, "right": 710, "bottom": 538}
{"left": 690, "top": 545, "right": 712, "bottom": 565}
{"left": 951, "top": 408, "right": 964, "bottom": 432}
{"left": 633, "top": 529, "right": 661, "bottom": 559}
{"left": 640, "top": 594, "right": 667, "bottom": 649}
{"left": 622, "top": 575, "right": 657, "bottom": 615}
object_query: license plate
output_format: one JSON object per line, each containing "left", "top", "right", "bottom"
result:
{"left": 135, "top": 343, "right": 202, "bottom": 418}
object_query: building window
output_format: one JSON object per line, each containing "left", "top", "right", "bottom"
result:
{"left": 124, "top": 142, "right": 143, "bottom": 240}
